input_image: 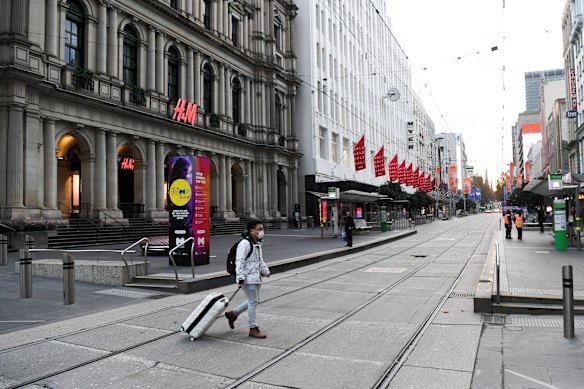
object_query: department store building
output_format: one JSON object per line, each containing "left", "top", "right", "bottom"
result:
{"left": 0, "top": 0, "right": 300, "bottom": 239}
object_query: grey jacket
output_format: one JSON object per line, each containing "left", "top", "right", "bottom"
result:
{"left": 235, "top": 239, "right": 270, "bottom": 284}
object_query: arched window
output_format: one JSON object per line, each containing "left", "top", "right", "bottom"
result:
{"left": 65, "top": 0, "right": 85, "bottom": 67}
{"left": 170, "top": 0, "right": 178, "bottom": 10}
{"left": 232, "top": 78, "right": 241, "bottom": 123}
{"left": 123, "top": 26, "right": 138, "bottom": 86}
{"left": 167, "top": 47, "right": 179, "bottom": 104}
{"left": 203, "top": 63, "right": 214, "bottom": 113}
{"left": 275, "top": 94, "right": 283, "bottom": 133}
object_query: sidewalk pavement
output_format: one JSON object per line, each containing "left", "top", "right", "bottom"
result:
{"left": 0, "top": 225, "right": 415, "bottom": 334}
{"left": 473, "top": 224, "right": 584, "bottom": 389}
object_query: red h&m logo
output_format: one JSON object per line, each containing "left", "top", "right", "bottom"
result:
{"left": 173, "top": 98, "right": 198, "bottom": 126}
{"left": 120, "top": 158, "right": 135, "bottom": 171}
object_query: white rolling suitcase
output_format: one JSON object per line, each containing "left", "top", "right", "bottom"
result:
{"left": 180, "top": 288, "right": 240, "bottom": 341}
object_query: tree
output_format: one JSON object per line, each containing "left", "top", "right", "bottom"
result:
{"left": 378, "top": 181, "right": 407, "bottom": 200}
{"left": 407, "top": 190, "right": 434, "bottom": 212}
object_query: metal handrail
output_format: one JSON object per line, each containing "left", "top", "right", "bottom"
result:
{"left": 121, "top": 238, "right": 149, "bottom": 274}
{"left": 168, "top": 237, "right": 194, "bottom": 287}
{"left": 57, "top": 202, "right": 100, "bottom": 234}
{"left": 0, "top": 223, "right": 16, "bottom": 232}
{"left": 83, "top": 202, "right": 126, "bottom": 227}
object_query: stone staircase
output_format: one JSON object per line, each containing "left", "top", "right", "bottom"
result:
{"left": 48, "top": 219, "right": 168, "bottom": 249}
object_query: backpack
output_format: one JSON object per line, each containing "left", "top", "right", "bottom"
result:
{"left": 226, "top": 237, "right": 253, "bottom": 275}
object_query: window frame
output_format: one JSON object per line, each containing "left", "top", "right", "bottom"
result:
{"left": 64, "top": 1, "right": 85, "bottom": 68}
{"left": 122, "top": 26, "right": 138, "bottom": 86}
{"left": 167, "top": 47, "right": 179, "bottom": 104}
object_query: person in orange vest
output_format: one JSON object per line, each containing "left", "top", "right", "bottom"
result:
{"left": 504, "top": 210, "right": 513, "bottom": 239}
{"left": 515, "top": 210, "right": 524, "bottom": 240}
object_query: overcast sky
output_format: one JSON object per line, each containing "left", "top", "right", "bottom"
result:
{"left": 386, "top": 0, "right": 566, "bottom": 187}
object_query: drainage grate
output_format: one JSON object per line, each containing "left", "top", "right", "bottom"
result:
{"left": 95, "top": 288, "right": 166, "bottom": 299}
{"left": 509, "top": 317, "right": 584, "bottom": 329}
{"left": 449, "top": 292, "right": 475, "bottom": 299}
{"left": 482, "top": 313, "right": 506, "bottom": 325}
{"left": 412, "top": 255, "right": 427, "bottom": 258}
{"left": 509, "top": 287, "right": 584, "bottom": 298}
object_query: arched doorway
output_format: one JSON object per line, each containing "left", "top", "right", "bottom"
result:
{"left": 56, "top": 134, "right": 88, "bottom": 218}
{"left": 277, "top": 169, "right": 287, "bottom": 216}
{"left": 118, "top": 143, "right": 144, "bottom": 218}
{"left": 231, "top": 163, "right": 244, "bottom": 217}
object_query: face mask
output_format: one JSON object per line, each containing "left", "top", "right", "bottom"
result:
{"left": 257, "top": 230, "right": 264, "bottom": 240}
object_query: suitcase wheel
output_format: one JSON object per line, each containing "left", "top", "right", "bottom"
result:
{"left": 190, "top": 336, "right": 196, "bottom": 341}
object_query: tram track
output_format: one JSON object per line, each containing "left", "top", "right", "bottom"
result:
{"left": 4, "top": 217, "right": 495, "bottom": 389}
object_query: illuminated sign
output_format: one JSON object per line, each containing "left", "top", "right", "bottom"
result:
{"left": 120, "top": 158, "right": 135, "bottom": 171}
{"left": 172, "top": 98, "right": 198, "bottom": 126}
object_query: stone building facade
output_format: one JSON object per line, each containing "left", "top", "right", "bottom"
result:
{"left": 0, "top": 0, "right": 300, "bottom": 234}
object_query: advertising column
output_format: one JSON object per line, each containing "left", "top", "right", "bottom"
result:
{"left": 167, "top": 156, "right": 210, "bottom": 266}
{"left": 553, "top": 199, "right": 568, "bottom": 251}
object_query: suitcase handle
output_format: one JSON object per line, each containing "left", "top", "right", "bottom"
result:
{"left": 225, "top": 286, "right": 242, "bottom": 306}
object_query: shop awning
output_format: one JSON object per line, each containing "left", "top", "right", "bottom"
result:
{"left": 523, "top": 178, "right": 578, "bottom": 197}
{"left": 306, "top": 190, "right": 391, "bottom": 202}
{"left": 339, "top": 190, "right": 391, "bottom": 203}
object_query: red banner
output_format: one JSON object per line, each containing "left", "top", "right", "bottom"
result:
{"left": 449, "top": 165, "right": 457, "bottom": 189}
{"left": 406, "top": 163, "right": 413, "bottom": 186}
{"left": 464, "top": 177, "right": 472, "bottom": 195}
{"left": 517, "top": 174, "right": 523, "bottom": 187}
{"left": 374, "top": 146, "right": 385, "bottom": 177}
{"left": 413, "top": 166, "right": 420, "bottom": 188}
{"left": 427, "top": 174, "right": 433, "bottom": 192}
{"left": 353, "top": 135, "right": 366, "bottom": 171}
{"left": 525, "top": 161, "right": 531, "bottom": 182}
{"left": 398, "top": 160, "right": 406, "bottom": 183}
{"left": 389, "top": 154, "right": 398, "bottom": 182}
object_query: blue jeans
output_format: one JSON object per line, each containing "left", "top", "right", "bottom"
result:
{"left": 233, "top": 284, "right": 260, "bottom": 328}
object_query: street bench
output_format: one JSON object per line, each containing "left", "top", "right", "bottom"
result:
{"left": 354, "top": 219, "right": 372, "bottom": 232}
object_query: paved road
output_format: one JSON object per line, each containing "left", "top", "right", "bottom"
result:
{"left": 1, "top": 214, "right": 583, "bottom": 388}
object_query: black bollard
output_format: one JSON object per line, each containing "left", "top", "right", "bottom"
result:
{"left": 20, "top": 249, "right": 32, "bottom": 298}
{"left": 562, "top": 265, "right": 575, "bottom": 338}
{"left": 0, "top": 234, "right": 7, "bottom": 266}
{"left": 63, "top": 253, "right": 75, "bottom": 305}
{"left": 25, "top": 235, "right": 34, "bottom": 252}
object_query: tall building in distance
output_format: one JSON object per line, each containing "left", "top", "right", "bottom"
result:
{"left": 524, "top": 69, "right": 564, "bottom": 112}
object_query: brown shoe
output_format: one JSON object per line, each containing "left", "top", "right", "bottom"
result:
{"left": 225, "top": 311, "right": 237, "bottom": 329}
{"left": 249, "top": 327, "right": 267, "bottom": 338}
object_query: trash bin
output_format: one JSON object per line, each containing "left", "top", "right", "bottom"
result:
{"left": 380, "top": 221, "right": 387, "bottom": 232}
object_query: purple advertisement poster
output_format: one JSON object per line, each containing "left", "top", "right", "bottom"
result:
{"left": 167, "top": 156, "right": 210, "bottom": 266}
{"left": 192, "top": 156, "right": 210, "bottom": 265}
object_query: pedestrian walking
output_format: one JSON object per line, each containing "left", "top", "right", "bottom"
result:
{"left": 225, "top": 219, "right": 270, "bottom": 339}
{"left": 537, "top": 206, "right": 545, "bottom": 233}
{"left": 515, "top": 210, "right": 524, "bottom": 240}
{"left": 344, "top": 211, "right": 355, "bottom": 247}
{"left": 504, "top": 210, "right": 513, "bottom": 239}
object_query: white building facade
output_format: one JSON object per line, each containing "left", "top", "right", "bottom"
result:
{"left": 294, "top": 0, "right": 419, "bottom": 216}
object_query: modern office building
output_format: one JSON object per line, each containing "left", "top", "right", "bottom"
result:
{"left": 294, "top": 0, "right": 421, "bottom": 217}
{"left": 524, "top": 69, "right": 564, "bottom": 112}
{"left": 0, "top": 0, "right": 300, "bottom": 243}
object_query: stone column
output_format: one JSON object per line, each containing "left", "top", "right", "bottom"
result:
{"left": 185, "top": 0, "right": 192, "bottom": 18}
{"left": 247, "top": 78, "right": 252, "bottom": 124}
{"left": 146, "top": 27, "right": 156, "bottom": 91}
{"left": 291, "top": 166, "right": 298, "bottom": 205}
{"left": 187, "top": 47, "right": 194, "bottom": 101}
{"left": 86, "top": 16, "right": 97, "bottom": 72}
{"left": 271, "top": 163, "right": 278, "bottom": 212}
{"left": 194, "top": 50, "right": 201, "bottom": 103}
{"left": 11, "top": 0, "right": 27, "bottom": 36}
{"left": 218, "top": 63, "right": 225, "bottom": 116}
{"left": 0, "top": 106, "right": 8, "bottom": 206}
{"left": 155, "top": 31, "right": 164, "bottom": 94}
{"left": 180, "top": 57, "right": 187, "bottom": 99}
{"left": 106, "top": 131, "right": 118, "bottom": 210}
{"left": 139, "top": 41, "right": 147, "bottom": 89}
{"left": 43, "top": 118, "right": 57, "bottom": 209}
{"left": 225, "top": 67, "right": 232, "bottom": 120}
{"left": 217, "top": 0, "right": 223, "bottom": 36}
{"left": 96, "top": 1, "right": 107, "bottom": 74}
{"left": 107, "top": 5, "right": 119, "bottom": 79}
{"left": 225, "top": 156, "right": 232, "bottom": 212}
{"left": 245, "top": 160, "right": 252, "bottom": 214}
{"left": 243, "top": 15, "right": 249, "bottom": 50}
{"left": 117, "top": 30, "right": 124, "bottom": 82}
{"left": 6, "top": 105, "right": 24, "bottom": 207}
{"left": 94, "top": 129, "right": 106, "bottom": 209}
{"left": 261, "top": 162, "right": 268, "bottom": 214}
{"left": 45, "top": 0, "right": 59, "bottom": 58}
{"left": 24, "top": 108, "right": 41, "bottom": 208}
{"left": 219, "top": 155, "right": 227, "bottom": 212}
{"left": 58, "top": 1, "right": 67, "bottom": 61}
{"left": 146, "top": 140, "right": 156, "bottom": 211}
{"left": 155, "top": 142, "right": 165, "bottom": 210}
